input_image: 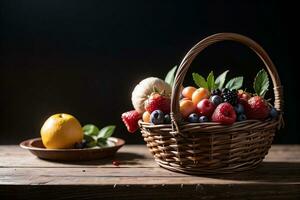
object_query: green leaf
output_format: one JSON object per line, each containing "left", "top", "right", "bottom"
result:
{"left": 215, "top": 70, "right": 229, "bottom": 89}
{"left": 83, "top": 134, "right": 94, "bottom": 142}
{"left": 97, "top": 138, "right": 108, "bottom": 147}
{"left": 225, "top": 76, "right": 244, "bottom": 90}
{"left": 253, "top": 69, "right": 269, "bottom": 97}
{"left": 98, "top": 125, "right": 116, "bottom": 139}
{"left": 83, "top": 124, "right": 99, "bottom": 136}
{"left": 164, "top": 65, "right": 177, "bottom": 87}
{"left": 206, "top": 71, "right": 216, "bottom": 91}
{"left": 86, "top": 140, "right": 97, "bottom": 148}
{"left": 192, "top": 73, "right": 208, "bottom": 88}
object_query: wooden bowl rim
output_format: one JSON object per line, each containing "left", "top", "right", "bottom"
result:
{"left": 19, "top": 137, "right": 125, "bottom": 152}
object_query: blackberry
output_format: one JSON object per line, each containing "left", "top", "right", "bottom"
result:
{"left": 212, "top": 89, "right": 221, "bottom": 96}
{"left": 222, "top": 89, "right": 238, "bottom": 106}
{"left": 222, "top": 88, "right": 229, "bottom": 94}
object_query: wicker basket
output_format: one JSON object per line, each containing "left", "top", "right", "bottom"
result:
{"left": 139, "top": 33, "right": 284, "bottom": 174}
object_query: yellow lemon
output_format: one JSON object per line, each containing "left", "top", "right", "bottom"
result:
{"left": 40, "top": 113, "right": 83, "bottom": 149}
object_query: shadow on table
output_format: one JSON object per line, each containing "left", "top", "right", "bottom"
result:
{"left": 40, "top": 152, "right": 146, "bottom": 166}
{"left": 203, "top": 161, "right": 300, "bottom": 183}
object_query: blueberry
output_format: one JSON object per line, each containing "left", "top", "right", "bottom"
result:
{"left": 188, "top": 113, "right": 199, "bottom": 123}
{"left": 270, "top": 108, "right": 278, "bottom": 119}
{"left": 199, "top": 116, "right": 209, "bottom": 123}
{"left": 74, "top": 142, "right": 84, "bottom": 149}
{"left": 237, "top": 114, "right": 247, "bottom": 121}
{"left": 234, "top": 104, "right": 245, "bottom": 115}
{"left": 81, "top": 140, "right": 87, "bottom": 148}
{"left": 164, "top": 114, "right": 171, "bottom": 124}
{"left": 150, "top": 110, "right": 165, "bottom": 125}
{"left": 210, "top": 95, "right": 223, "bottom": 106}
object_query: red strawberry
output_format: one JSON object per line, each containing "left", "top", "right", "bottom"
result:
{"left": 144, "top": 93, "right": 171, "bottom": 114}
{"left": 246, "top": 96, "right": 270, "bottom": 120}
{"left": 238, "top": 98, "right": 252, "bottom": 117}
{"left": 237, "top": 90, "right": 251, "bottom": 100}
{"left": 121, "top": 110, "right": 141, "bottom": 133}
{"left": 211, "top": 103, "right": 237, "bottom": 125}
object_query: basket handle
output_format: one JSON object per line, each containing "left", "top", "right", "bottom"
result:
{"left": 170, "top": 33, "right": 283, "bottom": 127}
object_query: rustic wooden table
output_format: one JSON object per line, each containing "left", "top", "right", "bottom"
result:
{"left": 0, "top": 145, "right": 299, "bottom": 199}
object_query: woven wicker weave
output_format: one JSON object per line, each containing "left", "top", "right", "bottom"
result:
{"left": 139, "top": 33, "right": 284, "bottom": 174}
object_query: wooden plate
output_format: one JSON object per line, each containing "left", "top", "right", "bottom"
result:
{"left": 20, "top": 137, "right": 125, "bottom": 161}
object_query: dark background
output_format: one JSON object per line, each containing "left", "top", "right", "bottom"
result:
{"left": 0, "top": 0, "right": 298, "bottom": 144}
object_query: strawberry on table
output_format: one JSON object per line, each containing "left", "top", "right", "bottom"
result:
{"left": 121, "top": 110, "right": 141, "bottom": 133}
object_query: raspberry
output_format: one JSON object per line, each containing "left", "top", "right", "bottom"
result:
{"left": 211, "top": 102, "right": 237, "bottom": 124}
{"left": 121, "top": 110, "right": 141, "bottom": 133}
{"left": 222, "top": 89, "right": 238, "bottom": 106}
{"left": 112, "top": 160, "right": 120, "bottom": 166}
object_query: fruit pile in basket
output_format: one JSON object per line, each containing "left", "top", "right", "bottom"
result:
{"left": 121, "top": 66, "right": 279, "bottom": 133}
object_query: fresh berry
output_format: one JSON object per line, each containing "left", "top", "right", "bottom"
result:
{"left": 182, "top": 86, "right": 197, "bottom": 100}
{"left": 74, "top": 142, "right": 82, "bottom": 149}
{"left": 196, "top": 99, "right": 216, "bottom": 117}
{"left": 150, "top": 110, "right": 165, "bottom": 125}
{"left": 246, "top": 96, "right": 270, "bottom": 120}
{"left": 112, "top": 160, "right": 120, "bottom": 166}
{"left": 238, "top": 98, "right": 251, "bottom": 116}
{"left": 212, "top": 89, "right": 222, "bottom": 96}
{"left": 211, "top": 103, "right": 237, "bottom": 124}
{"left": 238, "top": 90, "right": 251, "bottom": 100}
{"left": 142, "top": 111, "right": 151, "bottom": 123}
{"left": 145, "top": 93, "right": 171, "bottom": 114}
{"left": 210, "top": 95, "right": 223, "bottom": 106}
{"left": 74, "top": 140, "right": 87, "bottom": 149}
{"left": 199, "top": 116, "right": 209, "bottom": 123}
{"left": 234, "top": 104, "right": 244, "bottom": 115}
{"left": 192, "top": 88, "right": 210, "bottom": 106}
{"left": 237, "top": 114, "right": 247, "bottom": 121}
{"left": 222, "top": 88, "right": 229, "bottom": 93}
{"left": 121, "top": 110, "right": 141, "bottom": 133}
{"left": 180, "top": 99, "right": 196, "bottom": 118}
{"left": 222, "top": 89, "right": 238, "bottom": 106}
{"left": 188, "top": 113, "right": 199, "bottom": 123}
{"left": 164, "top": 114, "right": 171, "bottom": 124}
{"left": 270, "top": 107, "right": 278, "bottom": 119}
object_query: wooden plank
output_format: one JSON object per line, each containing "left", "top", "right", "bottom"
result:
{"left": 0, "top": 145, "right": 157, "bottom": 168}
{"left": 1, "top": 185, "right": 299, "bottom": 200}
{"left": 1, "top": 145, "right": 300, "bottom": 168}
{"left": 0, "top": 161, "right": 299, "bottom": 185}
{"left": 0, "top": 145, "right": 299, "bottom": 199}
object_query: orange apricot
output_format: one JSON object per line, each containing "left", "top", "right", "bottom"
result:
{"left": 142, "top": 111, "right": 151, "bottom": 123}
{"left": 192, "top": 88, "right": 210, "bottom": 106}
{"left": 180, "top": 99, "right": 196, "bottom": 118}
{"left": 180, "top": 97, "right": 190, "bottom": 102}
{"left": 182, "top": 86, "right": 197, "bottom": 100}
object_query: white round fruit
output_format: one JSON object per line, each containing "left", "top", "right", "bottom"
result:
{"left": 131, "top": 77, "right": 171, "bottom": 114}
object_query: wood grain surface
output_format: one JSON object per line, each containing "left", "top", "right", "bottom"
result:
{"left": 0, "top": 145, "right": 299, "bottom": 199}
